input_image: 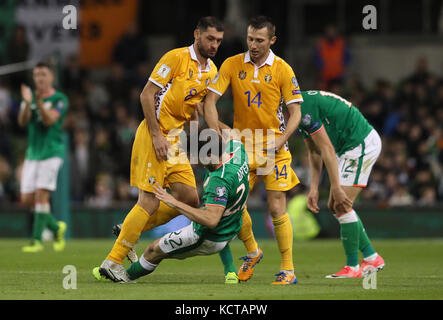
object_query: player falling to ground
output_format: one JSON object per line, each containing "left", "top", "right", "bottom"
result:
{"left": 204, "top": 16, "right": 312, "bottom": 284}
{"left": 95, "top": 17, "right": 227, "bottom": 280}
{"left": 299, "top": 90, "right": 385, "bottom": 278}
{"left": 18, "top": 62, "right": 68, "bottom": 253}
{"left": 93, "top": 134, "right": 250, "bottom": 283}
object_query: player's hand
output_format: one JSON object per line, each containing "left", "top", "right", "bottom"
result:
{"left": 264, "top": 136, "right": 286, "bottom": 153}
{"left": 330, "top": 186, "right": 353, "bottom": 214}
{"left": 152, "top": 134, "right": 170, "bottom": 161}
{"left": 307, "top": 189, "right": 320, "bottom": 214}
{"left": 153, "top": 183, "right": 177, "bottom": 208}
{"left": 21, "top": 84, "right": 32, "bottom": 104}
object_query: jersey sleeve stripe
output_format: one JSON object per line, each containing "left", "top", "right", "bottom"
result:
{"left": 310, "top": 125, "right": 324, "bottom": 136}
{"left": 208, "top": 87, "right": 223, "bottom": 96}
{"left": 148, "top": 78, "right": 164, "bottom": 89}
{"left": 206, "top": 203, "right": 226, "bottom": 209}
{"left": 285, "top": 98, "right": 304, "bottom": 105}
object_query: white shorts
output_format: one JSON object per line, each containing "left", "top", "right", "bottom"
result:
{"left": 337, "top": 129, "right": 382, "bottom": 187}
{"left": 158, "top": 223, "right": 229, "bottom": 259}
{"left": 20, "top": 157, "right": 63, "bottom": 194}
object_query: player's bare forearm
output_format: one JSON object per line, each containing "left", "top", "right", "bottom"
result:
{"left": 18, "top": 103, "right": 31, "bottom": 127}
{"left": 305, "top": 139, "right": 323, "bottom": 190}
{"left": 153, "top": 184, "right": 223, "bottom": 229}
{"left": 280, "top": 102, "right": 301, "bottom": 141}
{"left": 174, "top": 201, "right": 223, "bottom": 229}
{"left": 310, "top": 129, "right": 341, "bottom": 188}
{"left": 203, "top": 91, "right": 222, "bottom": 135}
{"left": 140, "top": 81, "right": 162, "bottom": 137}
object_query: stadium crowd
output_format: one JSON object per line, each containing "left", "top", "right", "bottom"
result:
{"left": 0, "top": 26, "right": 442, "bottom": 209}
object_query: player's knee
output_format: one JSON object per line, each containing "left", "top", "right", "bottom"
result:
{"left": 35, "top": 189, "right": 50, "bottom": 203}
{"left": 137, "top": 191, "right": 159, "bottom": 215}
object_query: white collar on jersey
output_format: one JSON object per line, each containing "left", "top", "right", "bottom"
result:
{"left": 244, "top": 49, "right": 275, "bottom": 68}
{"left": 189, "top": 44, "right": 211, "bottom": 73}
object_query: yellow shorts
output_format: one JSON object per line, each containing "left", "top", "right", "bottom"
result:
{"left": 130, "top": 120, "right": 196, "bottom": 192}
{"left": 248, "top": 147, "right": 299, "bottom": 192}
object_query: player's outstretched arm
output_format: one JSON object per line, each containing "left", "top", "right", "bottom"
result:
{"left": 153, "top": 184, "right": 224, "bottom": 229}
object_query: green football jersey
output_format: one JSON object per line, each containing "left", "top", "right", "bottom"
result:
{"left": 299, "top": 90, "right": 373, "bottom": 156}
{"left": 193, "top": 139, "right": 250, "bottom": 242}
{"left": 24, "top": 91, "right": 69, "bottom": 160}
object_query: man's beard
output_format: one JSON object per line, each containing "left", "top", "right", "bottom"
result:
{"left": 197, "top": 39, "right": 211, "bottom": 59}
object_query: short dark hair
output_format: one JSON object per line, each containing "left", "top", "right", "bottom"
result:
{"left": 248, "top": 16, "right": 276, "bottom": 38}
{"left": 196, "top": 16, "right": 224, "bottom": 33}
{"left": 34, "top": 61, "right": 53, "bottom": 72}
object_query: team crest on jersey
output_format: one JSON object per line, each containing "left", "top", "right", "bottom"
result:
{"left": 205, "top": 77, "right": 211, "bottom": 86}
{"left": 148, "top": 177, "right": 156, "bottom": 185}
{"left": 291, "top": 76, "right": 299, "bottom": 87}
{"left": 264, "top": 74, "right": 272, "bottom": 83}
{"left": 302, "top": 114, "right": 312, "bottom": 126}
{"left": 238, "top": 70, "right": 247, "bottom": 80}
{"left": 215, "top": 186, "right": 226, "bottom": 197}
{"left": 189, "top": 69, "right": 193, "bottom": 79}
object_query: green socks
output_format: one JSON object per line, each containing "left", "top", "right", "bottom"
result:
{"left": 218, "top": 244, "right": 237, "bottom": 275}
{"left": 32, "top": 213, "right": 48, "bottom": 242}
{"left": 339, "top": 220, "right": 360, "bottom": 267}
{"left": 126, "top": 256, "right": 157, "bottom": 280}
{"left": 338, "top": 210, "right": 376, "bottom": 266}
{"left": 358, "top": 216, "right": 376, "bottom": 258}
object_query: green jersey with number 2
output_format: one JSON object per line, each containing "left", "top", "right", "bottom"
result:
{"left": 194, "top": 139, "right": 250, "bottom": 242}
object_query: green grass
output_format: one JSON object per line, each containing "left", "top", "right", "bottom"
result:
{"left": 0, "top": 238, "right": 442, "bottom": 300}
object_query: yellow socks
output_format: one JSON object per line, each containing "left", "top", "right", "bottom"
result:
{"left": 272, "top": 213, "right": 294, "bottom": 271}
{"left": 107, "top": 204, "right": 150, "bottom": 264}
{"left": 142, "top": 201, "right": 180, "bottom": 232}
{"left": 238, "top": 208, "right": 259, "bottom": 254}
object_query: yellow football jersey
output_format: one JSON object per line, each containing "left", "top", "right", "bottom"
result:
{"left": 208, "top": 50, "right": 303, "bottom": 142}
{"left": 149, "top": 45, "right": 218, "bottom": 136}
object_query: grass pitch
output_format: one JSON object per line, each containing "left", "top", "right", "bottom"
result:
{"left": 0, "top": 238, "right": 442, "bottom": 300}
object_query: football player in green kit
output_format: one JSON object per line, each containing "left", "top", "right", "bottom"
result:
{"left": 93, "top": 132, "right": 250, "bottom": 283}
{"left": 299, "top": 90, "right": 385, "bottom": 278}
{"left": 18, "top": 62, "right": 68, "bottom": 253}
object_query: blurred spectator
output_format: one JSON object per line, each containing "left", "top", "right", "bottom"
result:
{"left": 314, "top": 25, "right": 351, "bottom": 90}
{"left": 212, "top": 22, "right": 245, "bottom": 68}
{"left": 70, "top": 128, "right": 90, "bottom": 201}
{"left": 0, "top": 156, "right": 12, "bottom": 203}
{"left": 112, "top": 22, "right": 149, "bottom": 82}
{"left": 407, "top": 56, "right": 432, "bottom": 85}
{"left": 6, "top": 25, "right": 30, "bottom": 89}
{"left": 87, "top": 173, "right": 114, "bottom": 208}
{"left": 62, "top": 55, "right": 87, "bottom": 94}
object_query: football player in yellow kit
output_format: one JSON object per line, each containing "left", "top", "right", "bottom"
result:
{"left": 93, "top": 17, "right": 225, "bottom": 281}
{"left": 204, "top": 16, "right": 303, "bottom": 284}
